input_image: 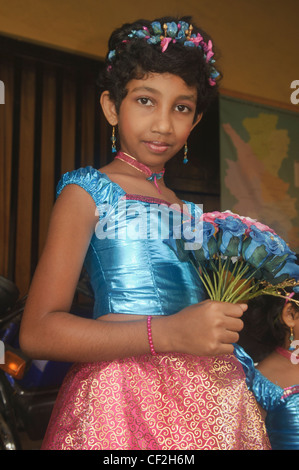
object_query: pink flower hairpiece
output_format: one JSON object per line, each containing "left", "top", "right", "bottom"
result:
{"left": 107, "top": 21, "right": 220, "bottom": 86}
{"left": 285, "top": 292, "right": 295, "bottom": 305}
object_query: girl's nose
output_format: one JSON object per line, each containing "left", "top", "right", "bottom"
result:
{"left": 151, "top": 109, "right": 173, "bottom": 134}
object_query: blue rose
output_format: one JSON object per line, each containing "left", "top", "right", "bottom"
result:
{"left": 245, "top": 227, "right": 291, "bottom": 257}
{"left": 272, "top": 255, "right": 299, "bottom": 282}
{"left": 201, "top": 221, "right": 217, "bottom": 259}
{"left": 187, "top": 221, "right": 217, "bottom": 264}
{"left": 243, "top": 227, "right": 270, "bottom": 263}
{"left": 264, "top": 232, "right": 292, "bottom": 256}
{"left": 215, "top": 216, "right": 247, "bottom": 256}
{"left": 243, "top": 226, "right": 297, "bottom": 280}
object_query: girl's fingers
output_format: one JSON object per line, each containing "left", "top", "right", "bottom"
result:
{"left": 223, "top": 302, "right": 248, "bottom": 317}
{"left": 224, "top": 316, "right": 244, "bottom": 332}
{"left": 220, "top": 329, "right": 240, "bottom": 346}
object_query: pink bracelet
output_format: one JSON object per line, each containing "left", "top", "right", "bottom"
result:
{"left": 147, "top": 316, "right": 157, "bottom": 356}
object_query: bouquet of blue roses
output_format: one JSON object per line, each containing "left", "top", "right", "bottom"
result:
{"left": 170, "top": 210, "right": 299, "bottom": 305}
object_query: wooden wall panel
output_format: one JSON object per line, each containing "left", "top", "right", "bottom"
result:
{"left": 15, "top": 61, "right": 35, "bottom": 294}
{"left": 80, "top": 76, "right": 96, "bottom": 167}
{"left": 0, "top": 36, "right": 106, "bottom": 295}
{"left": 0, "top": 58, "right": 14, "bottom": 278}
{"left": 60, "top": 71, "right": 75, "bottom": 176}
{"left": 38, "top": 65, "right": 56, "bottom": 257}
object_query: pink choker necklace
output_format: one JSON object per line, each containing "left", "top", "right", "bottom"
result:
{"left": 114, "top": 151, "right": 165, "bottom": 193}
{"left": 276, "top": 347, "right": 298, "bottom": 361}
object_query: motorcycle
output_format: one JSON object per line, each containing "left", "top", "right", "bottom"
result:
{"left": 0, "top": 274, "right": 94, "bottom": 450}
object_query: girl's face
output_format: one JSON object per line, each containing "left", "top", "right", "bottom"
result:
{"left": 104, "top": 73, "right": 201, "bottom": 170}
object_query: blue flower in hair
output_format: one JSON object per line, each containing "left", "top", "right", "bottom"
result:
{"left": 184, "top": 41, "right": 195, "bottom": 48}
{"left": 166, "top": 22, "right": 178, "bottom": 38}
{"left": 147, "top": 36, "right": 161, "bottom": 45}
{"left": 107, "top": 20, "right": 220, "bottom": 87}
{"left": 210, "top": 68, "right": 220, "bottom": 79}
{"left": 177, "top": 21, "right": 189, "bottom": 39}
{"left": 151, "top": 21, "right": 163, "bottom": 35}
{"left": 135, "top": 30, "right": 149, "bottom": 39}
{"left": 108, "top": 50, "right": 116, "bottom": 61}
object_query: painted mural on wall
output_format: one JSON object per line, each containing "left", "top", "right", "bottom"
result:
{"left": 220, "top": 95, "right": 299, "bottom": 253}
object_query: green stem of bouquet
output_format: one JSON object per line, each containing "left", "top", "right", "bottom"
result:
{"left": 220, "top": 262, "right": 249, "bottom": 301}
{"left": 190, "top": 250, "right": 299, "bottom": 306}
{"left": 222, "top": 258, "right": 231, "bottom": 298}
{"left": 225, "top": 257, "right": 283, "bottom": 303}
{"left": 215, "top": 256, "right": 223, "bottom": 300}
{"left": 225, "top": 277, "right": 260, "bottom": 303}
{"left": 198, "top": 264, "right": 217, "bottom": 299}
{"left": 197, "top": 257, "right": 273, "bottom": 304}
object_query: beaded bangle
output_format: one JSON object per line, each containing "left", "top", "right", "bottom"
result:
{"left": 147, "top": 316, "right": 157, "bottom": 356}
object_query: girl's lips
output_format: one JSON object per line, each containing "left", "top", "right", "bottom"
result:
{"left": 143, "top": 141, "right": 170, "bottom": 153}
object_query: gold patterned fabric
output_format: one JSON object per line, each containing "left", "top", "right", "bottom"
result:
{"left": 41, "top": 353, "right": 271, "bottom": 450}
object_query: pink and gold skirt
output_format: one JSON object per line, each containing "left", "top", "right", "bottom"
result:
{"left": 41, "top": 353, "right": 270, "bottom": 450}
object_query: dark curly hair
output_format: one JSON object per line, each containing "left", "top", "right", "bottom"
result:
{"left": 97, "top": 16, "right": 221, "bottom": 117}
{"left": 238, "top": 292, "right": 299, "bottom": 363}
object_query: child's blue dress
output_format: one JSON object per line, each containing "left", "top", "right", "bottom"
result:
{"left": 41, "top": 167, "right": 271, "bottom": 450}
{"left": 235, "top": 345, "right": 299, "bottom": 450}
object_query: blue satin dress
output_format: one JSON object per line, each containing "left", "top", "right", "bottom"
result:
{"left": 41, "top": 167, "right": 271, "bottom": 450}
{"left": 56, "top": 166, "right": 205, "bottom": 317}
{"left": 235, "top": 345, "right": 299, "bottom": 450}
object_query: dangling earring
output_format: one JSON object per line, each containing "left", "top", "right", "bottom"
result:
{"left": 289, "top": 326, "right": 295, "bottom": 351}
{"left": 183, "top": 142, "right": 188, "bottom": 164}
{"left": 111, "top": 126, "right": 117, "bottom": 154}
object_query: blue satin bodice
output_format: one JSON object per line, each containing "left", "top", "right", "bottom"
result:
{"left": 57, "top": 167, "right": 205, "bottom": 318}
{"left": 234, "top": 344, "right": 299, "bottom": 450}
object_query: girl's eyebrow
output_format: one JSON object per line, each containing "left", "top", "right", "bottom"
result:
{"left": 177, "top": 94, "right": 197, "bottom": 102}
{"left": 131, "top": 86, "right": 197, "bottom": 102}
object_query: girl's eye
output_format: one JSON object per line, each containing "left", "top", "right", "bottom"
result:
{"left": 137, "top": 97, "right": 153, "bottom": 106}
{"left": 176, "top": 104, "right": 191, "bottom": 113}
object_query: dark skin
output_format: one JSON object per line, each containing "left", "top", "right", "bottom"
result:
{"left": 19, "top": 73, "right": 245, "bottom": 363}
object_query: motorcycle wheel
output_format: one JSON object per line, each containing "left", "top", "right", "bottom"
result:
{"left": 0, "top": 413, "right": 18, "bottom": 450}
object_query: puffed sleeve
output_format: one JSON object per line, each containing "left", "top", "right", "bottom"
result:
{"left": 56, "top": 166, "right": 125, "bottom": 208}
{"left": 234, "top": 343, "right": 282, "bottom": 411}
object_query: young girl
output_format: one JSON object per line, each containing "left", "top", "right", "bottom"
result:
{"left": 237, "top": 292, "right": 299, "bottom": 450}
{"left": 19, "top": 16, "right": 270, "bottom": 450}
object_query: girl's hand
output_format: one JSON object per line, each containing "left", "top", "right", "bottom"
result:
{"left": 156, "top": 300, "right": 246, "bottom": 357}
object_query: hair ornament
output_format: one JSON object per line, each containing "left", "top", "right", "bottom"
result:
{"left": 108, "top": 50, "right": 116, "bottom": 61}
{"left": 107, "top": 20, "right": 220, "bottom": 86}
{"left": 284, "top": 291, "right": 295, "bottom": 306}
